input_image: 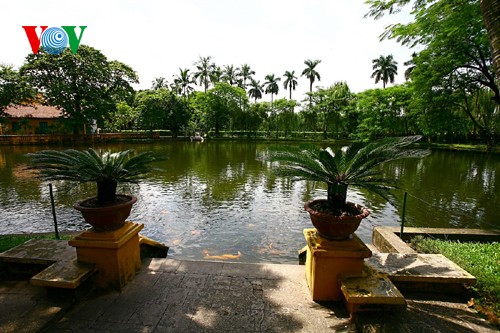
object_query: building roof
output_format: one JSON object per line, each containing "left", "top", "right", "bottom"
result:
{"left": 3, "top": 105, "right": 63, "bottom": 119}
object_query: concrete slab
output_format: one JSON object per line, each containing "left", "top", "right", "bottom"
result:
{"left": 30, "top": 259, "right": 97, "bottom": 289}
{"left": 49, "top": 258, "right": 355, "bottom": 333}
{"left": 340, "top": 267, "right": 406, "bottom": 309}
{"left": 0, "top": 281, "right": 71, "bottom": 333}
{"left": 0, "top": 239, "right": 75, "bottom": 264}
{"left": 366, "top": 252, "right": 476, "bottom": 284}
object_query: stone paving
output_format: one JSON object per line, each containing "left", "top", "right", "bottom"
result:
{"left": 48, "top": 258, "right": 355, "bottom": 333}
{"left": 1, "top": 257, "right": 498, "bottom": 333}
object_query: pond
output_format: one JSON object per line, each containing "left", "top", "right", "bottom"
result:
{"left": 0, "top": 141, "right": 498, "bottom": 264}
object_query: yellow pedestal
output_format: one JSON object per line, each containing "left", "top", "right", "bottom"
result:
{"left": 69, "top": 222, "right": 144, "bottom": 290}
{"left": 304, "top": 228, "right": 372, "bottom": 301}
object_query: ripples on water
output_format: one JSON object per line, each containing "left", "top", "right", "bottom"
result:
{"left": 0, "top": 142, "right": 498, "bottom": 263}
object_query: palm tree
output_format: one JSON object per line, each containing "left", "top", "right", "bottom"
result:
{"left": 151, "top": 77, "right": 169, "bottom": 90}
{"left": 209, "top": 65, "right": 223, "bottom": 86}
{"left": 173, "top": 68, "right": 195, "bottom": 98}
{"left": 248, "top": 79, "right": 263, "bottom": 102}
{"left": 282, "top": 70, "right": 298, "bottom": 100}
{"left": 222, "top": 64, "right": 239, "bottom": 86}
{"left": 301, "top": 59, "right": 322, "bottom": 104}
{"left": 239, "top": 64, "right": 255, "bottom": 90}
{"left": 264, "top": 74, "right": 280, "bottom": 136}
{"left": 371, "top": 54, "right": 398, "bottom": 88}
{"left": 264, "top": 74, "right": 280, "bottom": 108}
{"left": 193, "top": 56, "right": 215, "bottom": 93}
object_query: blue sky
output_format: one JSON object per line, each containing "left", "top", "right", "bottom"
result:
{"left": 1, "top": 0, "right": 414, "bottom": 102}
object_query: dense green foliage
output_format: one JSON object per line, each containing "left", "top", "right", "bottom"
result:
{"left": 135, "top": 88, "right": 190, "bottom": 137}
{"left": 0, "top": 64, "right": 35, "bottom": 113}
{"left": 366, "top": 0, "right": 499, "bottom": 149}
{"left": 0, "top": 0, "right": 498, "bottom": 149}
{"left": 412, "top": 236, "right": 500, "bottom": 319}
{"left": 20, "top": 45, "right": 138, "bottom": 134}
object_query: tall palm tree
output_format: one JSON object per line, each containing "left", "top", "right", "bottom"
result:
{"left": 193, "top": 56, "right": 215, "bottom": 93}
{"left": 222, "top": 64, "right": 239, "bottom": 86}
{"left": 302, "top": 59, "right": 322, "bottom": 105}
{"left": 173, "top": 68, "right": 195, "bottom": 98}
{"left": 239, "top": 64, "right": 255, "bottom": 90}
{"left": 264, "top": 74, "right": 280, "bottom": 108}
{"left": 302, "top": 59, "right": 321, "bottom": 93}
{"left": 371, "top": 54, "right": 398, "bottom": 88}
{"left": 151, "top": 77, "right": 168, "bottom": 90}
{"left": 209, "top": 65, "right": 223, "bottom": 86}
{"left": 248, "top": 79, "right": 263, "bottom": 103}
{"left": 282, "top": 70, "right": 298, "bottom": 100}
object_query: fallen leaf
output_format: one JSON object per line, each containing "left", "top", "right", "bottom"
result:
{"left": 467, "top": 298, "right": 475, "bottom": 307}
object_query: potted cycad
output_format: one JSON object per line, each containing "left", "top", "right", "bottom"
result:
{"left": 28, "top": 148, "right": 155, "bottom": 231}
{"left": 264, "top": 136, "right": 429, "bottom": 240}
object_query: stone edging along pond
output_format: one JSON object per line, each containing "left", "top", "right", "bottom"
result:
{"left": 372, "top": 226, "right": 500, "bottom": 254}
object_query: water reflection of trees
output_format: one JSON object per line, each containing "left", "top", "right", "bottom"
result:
{"left": 1, "top": 144, "right": 498, "bottom": 233}
{"left": 0, "top": 147, "right": 44, "bottom": 204}
{"left": 383, "top": 151, "right": 499, "bottom": 229}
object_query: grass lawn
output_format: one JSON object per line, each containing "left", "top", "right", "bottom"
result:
{"left": 0, "top": 234, "right": 72, "bottom": 253}
{"left": 411, "top": 236, "right": 500, "bottom": 325}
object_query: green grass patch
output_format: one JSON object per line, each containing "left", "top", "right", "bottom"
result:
{"left": 0, "top": 234, "right": 72, "bottom": 253}
{"left": 414, "top": 142, "right": 500, "bottom": 154}
{"left": 411, "top": 236, "right": 500, "bottom": 322}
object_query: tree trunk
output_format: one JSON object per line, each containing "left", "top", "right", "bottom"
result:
{"left": 481, "top": 0, "right": 500, "bottom": 80}
{"left": 97, "top": 180, "right": 117, "bottom": 205}
{"left": 327, "top": 183, "right": 347, "bottom": 209}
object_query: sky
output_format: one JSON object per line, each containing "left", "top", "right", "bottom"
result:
{"left": 1, "top": 0, "right": 414, "bottom": 102}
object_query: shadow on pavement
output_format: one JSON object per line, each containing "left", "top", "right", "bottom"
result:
{"left": 48, "top": 258, "right": 354, "bottom": 332}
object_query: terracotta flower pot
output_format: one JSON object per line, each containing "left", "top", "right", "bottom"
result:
{"left": 304, "top": 199, "right": 369, "bottom": 240}
{"left": 74, "top": 194, "right": 137, "bottom": 231}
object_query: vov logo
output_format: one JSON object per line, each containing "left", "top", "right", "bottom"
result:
{"left": 22, "top": 26, "right": 87, "bottom": 55}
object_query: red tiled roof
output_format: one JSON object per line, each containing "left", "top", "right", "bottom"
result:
{"left": 3, "top": 105, "right": 63, "bottom": 119}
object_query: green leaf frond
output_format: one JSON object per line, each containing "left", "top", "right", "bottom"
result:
{"left": 27, "top": 148, "right": 155, "bottom": 184}
{"left": 262, "top": 136, "right": 430, "bottom": 204}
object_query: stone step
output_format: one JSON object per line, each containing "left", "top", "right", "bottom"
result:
{"left": 0, "top": 239, "right": 76, "bottom": 264}
{"left": 340, "top": 265, "right": 406, "bottom": 315}
{"left": 30, "top": 259, "right": 97, "bottom": 289}
{"left": 365, "top": 252, "right": 476, "bottom": 293}
{"left": 0, "top": 235, "right": 168, "bottom": 291}
{"left": 0, "top": 239, "right": 96, "bottom": 290}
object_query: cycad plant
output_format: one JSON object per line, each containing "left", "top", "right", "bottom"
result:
{"left": 264, "top": 136, "right": 429, "bottom": 213}
{"left": 28, "top": 148, "right": 155, "bottom": 206}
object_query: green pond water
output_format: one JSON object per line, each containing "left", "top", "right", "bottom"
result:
{"left": 0, "top": 141, "right": 498, "bottom": 263}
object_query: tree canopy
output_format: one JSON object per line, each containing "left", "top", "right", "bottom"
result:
{"left": 20, "top": 45, "right": 138, "bottom": 133}
{"left": 366, "top": 0, "right": 499, "bottom": 149}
